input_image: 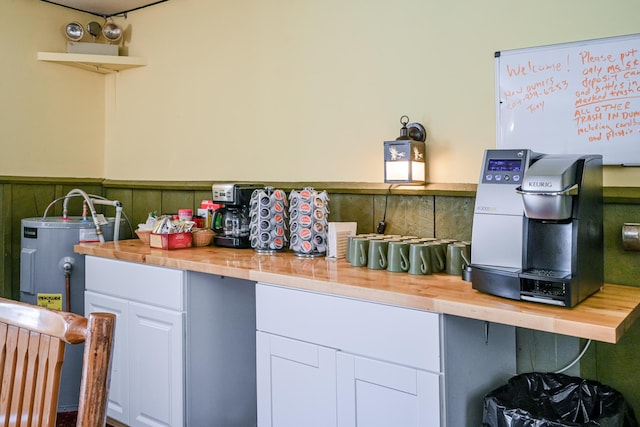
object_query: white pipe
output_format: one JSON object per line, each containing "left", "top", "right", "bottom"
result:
{"left": 90, "top": 198, "right": 123, "bottom": 242}
{"left": 64, "top": 189, "right": 104, "bottom": 242}
{"left": 53, "top": 191, "right": 127, "bottom": 243}
{"left": 114, "top": 206, "right": 122, "bottom": 243}
{"left": 90, "top": 198, "right": 121, "bottom": 207}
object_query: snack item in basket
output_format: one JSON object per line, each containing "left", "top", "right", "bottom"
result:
{"left": 152, "top": 215, "right": 195, "bottom": 234}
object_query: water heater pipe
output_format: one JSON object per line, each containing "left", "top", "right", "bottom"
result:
{"left": 63, "top": 260, "right": 72, "bottom": 312}
{"left": 62, "top": 189, "right": 105, "bottom": 242}
{"left": 90, "top": 198, "right": 122, "bottom": 242}
{"left": 61, "top": 189, "right": 124, "bottom": 243}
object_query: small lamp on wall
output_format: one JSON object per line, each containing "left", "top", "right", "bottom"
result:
{"left": 384, "top": 115, "right": 427, "bottom": 184}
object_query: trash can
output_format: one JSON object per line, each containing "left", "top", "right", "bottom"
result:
{"left": 483, "top": 372, "right": 638, "bottom": 427}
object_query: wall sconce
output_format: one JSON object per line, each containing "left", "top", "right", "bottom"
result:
{"left": 384, "top": 115, "right": 427, "bottom": 184}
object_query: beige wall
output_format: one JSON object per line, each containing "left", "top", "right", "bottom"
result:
{"left": 0, "top": 1, "right": 104, "bottom": 178}
{"left": 4, "top": 0, "right": 640, "bottom": 185}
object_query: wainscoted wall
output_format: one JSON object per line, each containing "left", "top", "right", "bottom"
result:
{"left": 2, "top": 177, "right": 639, "bottom": 412}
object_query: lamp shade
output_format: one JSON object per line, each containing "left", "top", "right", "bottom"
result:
{"left": 384, "top": 139, "right": 426, "bottom": 184}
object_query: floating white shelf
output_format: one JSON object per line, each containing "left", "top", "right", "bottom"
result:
{"left": 37, "top": 52, "right": 147, "bottom": 74}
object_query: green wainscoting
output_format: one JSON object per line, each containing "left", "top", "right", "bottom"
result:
{"left": 2, "top": 177, "right": 640, "bottom": 413}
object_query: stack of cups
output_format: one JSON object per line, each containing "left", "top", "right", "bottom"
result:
{"left": 289, "top": 187, "right": 329, "bottom": 257}
{"left": 406, "top": 239, "right": 471, "bottom": 276}
{"left": 249, "top": 187, "right": 288, "bottom": 253}
{"left": 347, "top": 235, "right": 471, "bottom": 278}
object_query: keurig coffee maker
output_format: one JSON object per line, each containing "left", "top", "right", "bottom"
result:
{"left": 211, "top": 183, "right": 262, "bottom": 248}
{"left": 469, "top": 149, "right": 603, "bottom": 307}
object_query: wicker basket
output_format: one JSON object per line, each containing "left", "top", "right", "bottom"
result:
{"left": 135, "top": 229, "right": 151, "bottom": 244}
{"left": 192, "top": 229, "right": 214, "bottom": 247}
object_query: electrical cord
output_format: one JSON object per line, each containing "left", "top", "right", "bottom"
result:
{"left": 554, "top": 339, "right": 592, "bottom": 374}
{"left": 377, "top": 184, "right": 393, "bottom": 234}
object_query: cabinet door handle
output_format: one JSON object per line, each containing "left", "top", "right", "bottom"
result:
{"left": 484, "top": 321, "right": 490, "bottom": 345}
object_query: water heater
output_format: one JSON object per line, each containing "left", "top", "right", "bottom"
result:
{"left": 20, "top": 217, "right": 121, "bottom": 411}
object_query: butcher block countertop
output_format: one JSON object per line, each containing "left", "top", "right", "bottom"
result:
{"left": 75, "top": 240, "right": 640, "bottom": 344}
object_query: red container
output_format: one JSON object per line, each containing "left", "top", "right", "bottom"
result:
{"left": 178, "top": 208, "right": 193, "bottom": 221}
{"left": 149, "top": 232, "right": 193, "bottom": 249}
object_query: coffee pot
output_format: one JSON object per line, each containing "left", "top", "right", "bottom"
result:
{"left": 210, "top": 183, "right": 262, "bottom": 248}
{"left": 213, "top": 206, "right": 250, "bottom": 238}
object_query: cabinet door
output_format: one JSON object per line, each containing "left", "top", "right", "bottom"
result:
{"left": 85, "top": 291, "right": 130, "bottom": 424}
{"left": 337, "top": 353, "right": 441, "bottom": 427}
{"left": 257, "top": 332, "right": 336, "bottom": 427}
{"left": 129, "top": 301, "right": 184, "bottom": 427}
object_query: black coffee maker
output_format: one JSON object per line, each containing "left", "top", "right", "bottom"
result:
{"left": 211, "top": 183, "right": 262, "bottom": 248}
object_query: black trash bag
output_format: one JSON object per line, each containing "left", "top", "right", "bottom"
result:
{"left": 483, "top": 372, "right": 638, "bottom": 427}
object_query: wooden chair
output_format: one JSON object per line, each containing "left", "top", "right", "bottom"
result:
{"left": 0, "top": 297, "right": 115, "bottom": 427}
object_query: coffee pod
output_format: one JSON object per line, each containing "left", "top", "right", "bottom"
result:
{"left": 259, "top": 207, "right": 270, "bottom": 218}
{"left": 299, "top": 215, "right": 313, "bottom": 227}
{"left": 299, "top": 228, "right": 313, "bottom": 240}
{"left": 300, "top": 202, "right": 312, "bottom": 215}
{"left": 259, "top": 219, "right": 272, "bottom": 231}
{"left": 270, "top": 237, "right": 285, "bottom": 250}
{"left": 273, "top": 201, "right": 285, "bottom": 213}
{"left": 299, "top": 240, "right": 313, "bottom": 253}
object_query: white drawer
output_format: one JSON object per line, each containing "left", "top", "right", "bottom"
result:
{"left": 85, "top": 256, "right": 185, "bottom": 310}
{"left": 256, "top": 283, "right": 441, "bottom": 372}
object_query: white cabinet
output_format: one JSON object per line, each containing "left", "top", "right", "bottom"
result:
{"left": 256, "top": 283, "right": 516, "bottom": 426}
{"left": 257, "top": 333, "right": 337, "bottom": 427}
{"left": 85, "top": 292, "right": 184, "bottom": 426}
{"left": 337, "top": 353, "right": 440, "bottom": 427}
{"left": 85, "top": 257, "right": 185, "bottom": 427}
{"left": 85, "top": 256, "right": 257, "bottom": 427}
{"left": 129, "top": 302, "right": 184, "bottom": 426}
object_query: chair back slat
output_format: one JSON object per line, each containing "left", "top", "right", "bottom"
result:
{"left": 0, "top": 298, "right": 115, "bottom": 427}
{"left": 76, "top": 314, "right": 116, "bottom": 427}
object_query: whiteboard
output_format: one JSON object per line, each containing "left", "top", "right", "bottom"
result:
{"left": 496, "top": 34, "right": 640, "bottom": 165}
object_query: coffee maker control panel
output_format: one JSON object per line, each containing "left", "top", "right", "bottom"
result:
{"left": 211, "top": 184, "right": 234, "bottom": 203}
{"left": 211, "top": 183, "right": 262, "bottom": 205}
{"left": 480, "top": 151, "right": 527, "bottom": 184}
